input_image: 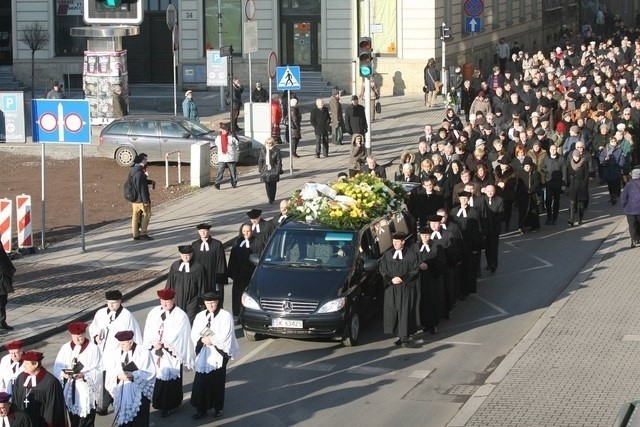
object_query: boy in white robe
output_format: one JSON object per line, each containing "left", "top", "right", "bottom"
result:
{"left": 0, "top": 340, "right": 24, "bottom": 396}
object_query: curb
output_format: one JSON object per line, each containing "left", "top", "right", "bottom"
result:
{"left": 446, "top": 216, "right": 628, "bottom": 427}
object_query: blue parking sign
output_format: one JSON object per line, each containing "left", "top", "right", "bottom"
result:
{"left": 32, "top": 99, "right": 91, "bottom": 144}
{"left": 2, "top": 95, "right": 17, "bottom": 111}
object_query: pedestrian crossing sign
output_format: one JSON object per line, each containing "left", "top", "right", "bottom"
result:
{"left": 276, "top": 66, "right": 301, "bottom": 91}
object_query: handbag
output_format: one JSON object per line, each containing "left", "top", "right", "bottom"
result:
{"left": 375, "top": 101, "right": 381, "bottom": 114}
{"left": 435, "top": 80, "right": 444, "bottom": 92}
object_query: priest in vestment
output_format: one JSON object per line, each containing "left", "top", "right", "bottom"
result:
{"left": 165, "top": 245, "right": 210, "bottom": 324}
{"left": 191, "top": 223, "right": 228, "bottom": 307}
{"left": 0, "top": 340, "right": 25, "bottom": 396}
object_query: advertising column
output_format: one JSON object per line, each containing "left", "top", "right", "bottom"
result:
{"left": 82, "top": 50, "right": 129, "bottom": 125}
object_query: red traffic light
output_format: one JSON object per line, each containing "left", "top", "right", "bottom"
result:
{"left": 358, "top": 37, "right": 371, "bottom": 50}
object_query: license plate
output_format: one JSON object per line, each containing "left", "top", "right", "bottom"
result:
{"left": 272, "top": 318, "right": 303, "bottom": 329}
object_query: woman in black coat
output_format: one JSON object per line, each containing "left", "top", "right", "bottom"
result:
{"left": 460, "top": 80, "right": 476, "bottom": 122}
{"left": 565, "top": 149, "right": 590, "bottom": 226}
{"left": 258, "top": 137, "right": 283, "bottom": 204}
{"left": 515, "top": 157, "right": 542, "bottom": 233}
{"left": 228, "top": 224, "right": 264, "bottom": 317}
{"left": 289, "top": 98, "right": 302, "bottom": 158}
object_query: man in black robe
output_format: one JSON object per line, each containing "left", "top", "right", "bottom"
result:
{"left": 379, "top": 232, "right": 420, "bottom": 347}
{"left": 429, "top": 213, "right": 462, "bottom": 319}
{"left": 228, "top": 224, "right": 264, "bottom": 319}
{"left": 450, "top": 191, "right": 484, "bottom": 299}
{"left": 165, "top": 245, "right": 210, "bottom": 324}
{"left": 271, "top": 200, "right": 290, "bottom": 227}
{"left": 414, "top": 226, "right": 447, "bottom": 335}
{"left": 12, "top": 351, "right": 66, "bottom": 427}
{"left": 0, "top": 247, "right": 15, "bottom": 331}
{"left": 238, "top": 209, "right": 275, "bottom": 249}
{"left": 0, "top": 391, "right": 31, "bottom": 427}
{"left": 191, "top": 223, "right": 228, "bottom": 308}
{"left": 408, "top": 177, "right": 445, "bottom": 227}
{"left": 483, "top": 185, "right": 504, "bottom": 273}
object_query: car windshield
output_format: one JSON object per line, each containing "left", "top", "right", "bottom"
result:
{"left": 181, "top": 119, "right": 213, "bottom": 136}
{"left": 262, "top": 229, "right": 356, "bottom": 269}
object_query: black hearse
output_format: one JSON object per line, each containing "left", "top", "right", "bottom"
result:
{"left": 240, "top": 210, "right": 413, "bottom": 346}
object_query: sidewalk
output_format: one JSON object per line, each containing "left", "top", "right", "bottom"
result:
{"left": 2, "top": 94, "right": 443, "bottom": 346}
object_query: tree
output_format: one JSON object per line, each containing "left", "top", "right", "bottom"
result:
{"left": 17, "top": 22, "right": 49, "bottom": 99}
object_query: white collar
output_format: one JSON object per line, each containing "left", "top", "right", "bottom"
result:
{"left": 240, "top": 239, "right": 250, "bottom": 248}
{"left": 252, "top": 223, "right": 260, "bottom": 233}
{"left": 431, "top": 231, "right": 442, "bottom": 240}
{"left": 200, "top": 240, "right": 209, "bottom": 251}
{"left": 179, "top": 262, "right": 190, "bottom": 273}
{"left": 23, "top": 374, "right": 37, "bottom": 388}
{"left": 392, "top": 250, "right": 403, "bottom": 260}
{"left": 420, "top": 243, "right": 431, "bottom": 252}
{"left": 457, "top": 208, "right": 467, "bottom": 218}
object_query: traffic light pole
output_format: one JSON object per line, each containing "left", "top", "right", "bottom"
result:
{"left": 441, "top": 22, "right": 448, "bottom": 96}
{"left": 363, "top": 0, "right": 372, "bottom": 155}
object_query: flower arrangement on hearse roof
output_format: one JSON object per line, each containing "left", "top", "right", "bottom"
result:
{"left": 287, "top": 174, "right": 407, "bottom": 230}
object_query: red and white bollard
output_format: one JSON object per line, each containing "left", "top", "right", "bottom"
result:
{"left": 0, "top": 198, "right": 11, "bottom": 253}
{"left": 16, "top": 194, "right": 33, "bottom": 249}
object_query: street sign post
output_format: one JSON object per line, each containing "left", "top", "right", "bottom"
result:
{"left": 276, "top": 66, "right": 301, "bottom": 91}
{"left": 166, "top": 4, "right": 178, "bottom": 116}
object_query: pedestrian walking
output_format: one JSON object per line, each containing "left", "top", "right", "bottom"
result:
{"left": 104, "top": 330, "right": 156, "bottom": 427}
{"left": 344, "top": 95, "right": 368, "bottom": 136}
{"left": 515, "top": 157, "right": 541, "bottom": 233}
{"left": 190, "top": 292, "right": 239, "bottom": 420}
{"left": 251, "top": 82, "right": 268, "bottom": 102}
{"left": 228, "top": 224, "right": 264, "bottom": 318}
{"left": 423, "top": 58, "right": 440, "bottom": 108}
{"left": 213, "top": 122, "right": 239, "bottom": 189}
{"left": 360, "top": 78, "right": 380, "bottom": 121}
{"left": 112, "top": 84, "right": 128, "bottom": 118}
{"left": 165, "top": 245, "right": 210, "bottom": 324}
{"left": 495, "top": 37, "right": 511, "bottom": 73}
{"left": 329, "top": 89, "right": 345, "bottom": 145}
{"left": 621, "top": 168, "right": 640, "bottom": 247}
{"left": 182, "top": 90, "right": 199, "bottom": 122}
{"left": 191, "top": 223, "right": 228, "bottom": 307}
{"left": 129, "top": 153, "right": 153, "bottom": 241}
{"left": 289, "top": 97, "right": 302, "bottom": 157}
{"left": 599, "top": 136, "right": 626, "bottom": 205}
{"left": 258, "top": 137, "right": 283, "bottom": 204}
{"left": 13, "top": 351, "right": 67, "bottom": 427}
{"left": 0, "top": 247, "right": 15, "bottom": 331}
{"left": 415, "top": 226, "right": 447, "bottom": 335}
{"left": 46, "top": 81, "right": 64, "bottom": 99}
{"left": 143, "top": 288, "right": 194, "bottom": 418}
{"left": 228, "top": 77, "right": 244, "bottom": 130}
{"left": 271, "top": 95, "right": 283, "bottom": 143}
{"left": 310, "top": 98, "right": 331, "bottom": 158}
{"left": 542, "top": 144, "right": 566, "bottom": 225}
{"left": 379, "top": 232, "right": 420, "bottom": 347}
{"left": 87, "top": 289, "right": 142, "bottom": 416}
{"left": 53, "top": 322, "right": 101, "bottom": 427}
{"left": 483, "top": 185, "right": 504, "bottom": 273}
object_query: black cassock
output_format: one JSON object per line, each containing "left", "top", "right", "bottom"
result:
{"left": 449, "top": 206, "right": 484, "bottom": 296}
{"left": 414, "top": 241, "right": 447, "bottom": 329}
{"left": 166, "top": 260, "right": 209, "bottom": 323}
{"left": 13, "top": 368, "right": 66, "bottom": 427}
{"left": 238, "top": 219, "right": 275, "bottom": 248}
{"left": 3, "top": 409, "right": 31, "bottom": 427}
{"left": 379, "top": 247, "right": 420, "bottom": 339}
{"left": 228, "top": 236, "right": 264, "bottom": 317}
{"left": 191, "top": 237, "right": 228, "bottom": 304}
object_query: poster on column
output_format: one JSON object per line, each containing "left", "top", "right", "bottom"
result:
{"left": 83, "top": 50, "right": 129, "bottom": 124}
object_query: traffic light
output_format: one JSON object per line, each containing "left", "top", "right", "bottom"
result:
{"left": 83, "top": 0, "right": 144, "bottom": 25}
{"left": 358, "top": 37, "right": 373, "bottom": 78}
{"left": 440, "top": 24, "right": 451, "bottom": 40}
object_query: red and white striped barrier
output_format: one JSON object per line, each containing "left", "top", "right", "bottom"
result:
{"left": 0, "top": 198, "right": 11, "bottom": 253}
{"left": 16, "top": 194, "right": 32, "bottom": 249}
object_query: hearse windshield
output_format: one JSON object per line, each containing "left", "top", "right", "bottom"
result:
{"left": 262, "top": 229, "right": 357, "bottom": 269}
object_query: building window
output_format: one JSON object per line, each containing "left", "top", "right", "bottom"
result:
{"left": 204, "top": 0, "right": 242, "bottom": 55}
{"left": 506, "top": 0, "right": 513, "bottom": 25}
{"left": 532, "top": 0, "right": 538, "bottom": 19}
{"left": 520, "top": 0, "right": 525, "bottom": 21}
{"left": 359, "top": 0, "right": 397, "bottom": 57}
{"left": 55, "top": 0, "right": 87, "bottom": 56}
{"left": 492, "top": 0, "right": 500, "bottom": 29}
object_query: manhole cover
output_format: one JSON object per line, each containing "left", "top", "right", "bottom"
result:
{"left": 449, "top": 385, "right": 479, "bottom": 396}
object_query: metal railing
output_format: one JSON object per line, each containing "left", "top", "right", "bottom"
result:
{"left": 164, "top": 150, "right": 182, "bottom": 188}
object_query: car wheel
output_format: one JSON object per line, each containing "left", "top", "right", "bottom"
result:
{"left": 342, "top": 310, "right": 360, "bottom": 347}
{"left": 115, "top": 147, "right": 137, "bottom": 167}
{"left": 210, "top": 148, "right": 219, "bottom": 167}
{"left": 243, "top": 329, "right": 263, "bottom": 342}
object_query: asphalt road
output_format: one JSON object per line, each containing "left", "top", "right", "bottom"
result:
{"left": 32, "top": 184, "right": 621, "bottom": 427}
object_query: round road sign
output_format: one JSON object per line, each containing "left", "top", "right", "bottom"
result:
{"left": 244, "top": 0, "right": 256, "bottom": 21}
{"left": 464, "top": 0, "right": 484, "bottom": 17}
{"left": 166, "top": 4, "right": 177, "bottom": 30}
{"left": 268, "top": 51, "right": 278, "bottom": 80}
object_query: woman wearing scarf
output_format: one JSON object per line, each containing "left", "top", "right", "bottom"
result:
{"left": 565, "top": 148, "right": 591, "bottom": 226}
{"left": 258, "top": 137, "right": 283, "bottom": 204}
{"left": 213, "top": 122, "right": 239, "bottom": 190}
{"left": 598, "top": 135, "right": 626, "bottom": 205}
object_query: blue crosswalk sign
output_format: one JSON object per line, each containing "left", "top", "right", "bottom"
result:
{"left": 276, "top": 66, "right": 301, "bottom": 91}
{"left": 32, "top": 100, "right": 91, "bottom": 144}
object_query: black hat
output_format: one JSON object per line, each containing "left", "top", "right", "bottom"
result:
{"left": 201, "top": 292, "right": 221, "bottom": 302}
{"left": 392, "top": 232, "right": 407, "bottom": 240}
{"left": 0, "top": 392, "right": 11, "bottom": 403}
{"left": 419, "top": 226, "right": 433, "bottom": 235}
{"left": 52, "top": 81, "right": 59, "bottom": 87}
{"left": 351, "top": 95, "right": 359, "bottom": 101}
{"left": 539, "top": 98, "right": 551, "bottom": 108}
{"left": 247, "top": 209, "right": 262, "bottom": 219}
{"left": 432, "top": 165, "right": 445, "bottom": 174}
{"left": 196, "top": 223, "right": 211, "bottom": 230}
{"left": 483, "top": 123, "right": 493, "bottom": 130}
{"left": 497, "top": 157, "right": 510, "bottom": 165}
{"left": 427, "top": 214, "right": 443, "bottom": 223}
{"left": 105, "top": 290, "right": 122, "bottom": 301}
{"left": 523, "top": 157, "right": 534, "bottom": 166}
{"left": 114, "top": 330, "right": 134, "bottom": 342}
{"left": 458, "top": 190, "right": 472, "bottom": 198}
{"left": 178, "top": 245, "right": 194, "bottom": 254}
{"left": 535, "top": 128, "right": 546, "bottom": 136}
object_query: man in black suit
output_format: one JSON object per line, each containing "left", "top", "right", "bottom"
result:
{"left": 272, "top": 199, "right": 290, "bottom": 227}
{"left": 483, "top": 185, "right": 504, "bottom": 273}
{"left": 361, "top": 156, "right": 387, "bottom": 179}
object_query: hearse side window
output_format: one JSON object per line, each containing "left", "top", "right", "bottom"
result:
{"left": 360, "top": 230, "right": 378, "bottom": 259}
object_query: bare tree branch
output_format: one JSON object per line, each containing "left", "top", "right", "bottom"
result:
{"left": 18, "top": 22, "right": 50, "bottom": 99}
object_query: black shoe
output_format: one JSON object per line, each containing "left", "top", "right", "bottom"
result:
{"left": 160, "top": 410, "right": 170, "bottom": 418}
{"left": 96, "top": 409, "right": 109, "bottom": 416}
{"left": 489, "top": 266, "right": 496, "bottom": 273}
{"left": 293, "top": 154, "right": 300, "bottom": 158}
{"left": 268, "top": 200, "right": 274, "bottom": 204}
{"left": 316, "top": 154, "right": 320, "bottom": 158}
{"left": 133, "top": 236, "right": 141, "bottom": 241}
{"left": 214, "top": 183, "right": 220, "bottom": 190}
{"left": 551, "top": 220, "right": 557, "bottom": 225}
{"left": 394, "top": 338, "right": 402, "bottom": 346}
{"left": 578, "top": 219, "right": 583, "bottom": 225}
{"left": 0, "top": 323, "right": 13, "bottom": 331}
{"left": 485, "top": 266, "right": 491, "bottom": 271}
{"left": 401, "top": 341, "right": 417, "bottom": 348}
{"left": 430, "top": 326, "right": 438, "bottom": 335}
{"left": 214, "top": 410, "right": 223, "bottom": 418}
{"left": 632, "top": 241, "right": 636, "bottom": 248}
{"left": 139, "top": 235, "right": 154, "bottom": 241}
{"left": 192, "top": 412, "right": 207, "bottom": 420}
{"left": 324, "top": 153, "right": 329, "bottom": 157}
{"left": 232, "top": 184, "right": 237, "bottom": 188}
{"left": 568, "top": 220, "right": 574, "bottom": 227}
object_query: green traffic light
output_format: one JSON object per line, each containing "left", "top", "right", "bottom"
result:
{"left": 103, "top": 0, "right": 122, "bottom": 8}
{"left": 359, "top": 66, "right": 372, "bottom": 77}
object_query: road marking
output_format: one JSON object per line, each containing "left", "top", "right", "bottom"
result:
{"left": 438, "top": 341, "right": 484, "bottom": 346}
{"left": 473, "top": 294, "right": 508, "bottom": 315}
{"left": 409, "top": 370, "right": 432, "bottom": 379}
{"left": 285, "top": 361, "right": 336, "bottom": 372}
{"left": 348, "top": 366, "right": 394, "bottom": 376}
{"left": 229, "top": 339, "right": 273, "bottom": 371}
{"left": 622, "top": 335, "right": 640, "bottom": 341}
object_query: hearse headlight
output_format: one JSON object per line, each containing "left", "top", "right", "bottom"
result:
{"left": 317, "top": 297, "right": 346, "bottom": 313}
{"left": 241, "top": 292, "right": 261, "bottom": 310}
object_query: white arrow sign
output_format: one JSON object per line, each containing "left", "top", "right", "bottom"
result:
{"left": 469, "top": 18, "right": 478, "bottom": 32}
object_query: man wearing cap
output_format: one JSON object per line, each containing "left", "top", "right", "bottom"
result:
{"left": 329, "top": 89, "right": 345, "bottom": 145}
{"left": 0, "top": 341, "right": 24, "bottom": 395}
{"left": 414, "top": 226, "right": 447, "bottom": 335}
{"left": 428, "top": 214, "right": 459, "bottom": 319}
{"left": 13, "top": 351, "right": 66, "bottom": 427}
{"left": 0, "top": 246, "right": 15, "bottom": 331}
{"left": 104, "top": 330, "right": 155, "bottom": 427}
{"left": 46, "top": 81, "right": 63, "bottom": 99}
{"left": 143, "top": 289, "right": 194, "bottom": 418}
{"left": 379, "top": 232, "right": 420, "bottom": 347}
{"left": 515, "top": 157, "right": 542, "bottom": 233}
{"left": 239, "top": 208, "right": 275, "bottom": 248}
{"left": 344, "top": 95, "right": 368, "bottom": 137}
{"left": 88, "top": 289, "right": 142, "bottom": 415}
{"left": 182, "top": 90, "right": 199, "bottom": 122}
{"left": 228, "top": 224, "right": 264, "bottom": 319}
{"left": 483, "top": 185, "right": 504, "bottom": 273}
{"left": 450, "top": 191, "right": 484, "bottom": 298}
{"left": 53, "top": 322, "right": 101, "bottom": 427}
{"left": 191, "top": 223, "right": 228, "bottom": 307}
{"left": 0, "top": 391, "right": 30, "bottom": 426}
{"left": 165, "top": 245, "right": 209, "bottom": 324}
{"left": 191, "top": 292, "right": 239, "bottom": 419}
